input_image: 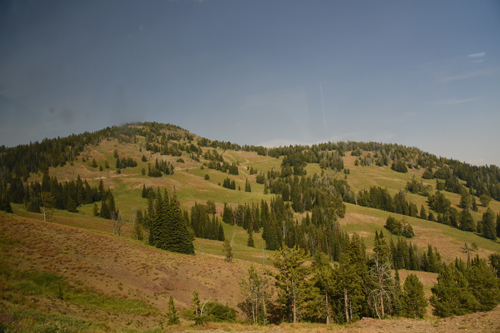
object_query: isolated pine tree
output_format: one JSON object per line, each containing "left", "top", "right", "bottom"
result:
{"left": 223, "top": 239, "right": 233, "bottom": 262}
{"left": 167, "top": 296, "right": 180, "bottom": 325}
{"left": 402, "top": 274, "right": 427, "bottom": 318}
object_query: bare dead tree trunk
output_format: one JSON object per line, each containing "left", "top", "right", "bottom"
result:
{"left": 291, "top": 277, "right": 297, "bottom": 323}
{"left": 325, "top": 292, "right": 330, "bottom": 325}
{"left": 344, "top": 288, "right": 349, "bottom": 322}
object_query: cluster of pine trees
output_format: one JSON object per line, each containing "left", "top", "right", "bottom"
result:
{"left": 0, "top": 124, "right": 141, "bottom": 180}
{"left": 346, "top": 187, "right": 419, "bottom": 217}
{"left": 239, "top": 231, "right": 430, "bottom": 324}
{"left": 222, "top": 196, "right": 346, "bottom": 261}
{"left": 239, "top": 230, "right": 500, "bottom": 325}
{"left": 187, "top": 202, "right": 225, "bottom": 241}
{"left": 147, "top": 159, "right": 174, "bottom": 177}
{"left": 388, "top": 238, "right": 443, "bottom": 273}
{"left": 422, "top": 190, "right": 500, "bottom": 241}
{"left": 431, "top": 256, "right": 500, "bottom": 316}
{"left": 222, "top": 177, "right": 236, "bottom": 190}
{"left": 264, "top": 174, "right": 347, "bottom": 216}
{"left": 384, "top": 216, "right": 415, "bottom": 238}
{"left": 405, "top": 176, "right": 433, "bottom": 196}
{"left": 115, "top": 156, "right": 137, "bottom": 169}
{"left": 135, "top": 188, "right": 194, "bottom": 254}
{"left": 0, "top": 171, "right": 118, "bottom": 216}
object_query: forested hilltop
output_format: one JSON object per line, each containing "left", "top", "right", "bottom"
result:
{"left": 1, "top": 121, "right": 500, "bottom": 331}
{"left": 1, "top": 121, "right": 499, "bottom": 199}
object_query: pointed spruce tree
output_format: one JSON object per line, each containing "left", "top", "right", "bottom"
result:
{"left": 402, "top": 274, "right": 428, "bottom": 318}
{"left": 164, "top": 190, "right": 195, "bottom": 254}
{"left": 481, "top": 208, "right": 497, "bottom": 240}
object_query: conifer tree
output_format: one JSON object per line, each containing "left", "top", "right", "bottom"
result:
{"left": 67, "top": 195, "right": 77, "bottom": 213}
{"left": 402, "top": 274, "right": 428, "bottom": 318}
{"left": 460, "top": 208, "right": 475, "bottom": 232}
{"left": 93, "top": 202, "right": 99, "bottom": 216}
{"left": 271, "top": 245, "right": 313, "bottom": 323}
{"left": 335, "top": 250, "right": 365, "bottom": 323}
{"left": 497, "top": 213, "right": 500, "bottom": 238}
{"left": 239, "top": 265, "right": 270, "bottom": 325}
{"left": 467, "top": 259, "right": 500, "bottom": 311}
{"left": 222, "top": 203, "right": 233, "bottom": 224}
{"left": 426, "top": 245, "right": 437, "bottom": 273}
{"left": 150, "top": 189, "right": 163, "bottom": 246}
{"left": 472, "top": 196, "right": 478, "bottom": 212}
{"left": 27, "top": 189, "right": 41, "bottom": 213}
{"left": 428, "top": 211, "right": 436, "bottom": 222}
{"left": 164, "top": 191, "right": 195, "bottom": 254}
{"left": 191, "top": 290, "right": 201, "bottom": 317}
{"left": 40, "top": 192, "right": 55, "bottom": 222}
{"left": 367, "top": 230, "right": 395, "bottom": 318}
{"left": 430, "top": 265, "right": 478, "bottom": 317}
{"left": 392, "top": 269, "right": 403, "bottom": 317}
{"left": 408, "top": 243, "right": 420, "bottom": 271}
{"left": 218, "top": 223, "right": 225, "bottom": 241}
{"left": 167, "top": 296, "right": 180, "bottom": 325}
{"left": 223, "top": 239, "right": 233, "bottom": 262}
{"left": 481, "top": 208, "right": 497, "bottom": 240}
{"left": 313, "top": 251, "right": 335, "bottom": 324}
{"left": 247, "top": 231, "right": 255, "bottom": 247}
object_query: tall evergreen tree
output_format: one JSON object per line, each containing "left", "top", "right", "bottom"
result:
{"left": 402, "top": 274, "right": 428, "bottom": 318}
{"left": 482, "top": 208, "right": 497, "bottom": 240}
{"left": 164, "top": 191, "right": 195, "bottom": 254}
{"left": 313, "top": 251, "right": 335, "bottom": 324}
{"left": 271, "top": 244, "right": 313, "bottom": 323}
{"left": 460, "top": 208, "right": 475, "bottom": 232}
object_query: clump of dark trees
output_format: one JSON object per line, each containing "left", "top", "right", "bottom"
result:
{"left": 0, "top": 172, "right": 118, "bottom": 219}
{"left": 134, "top": 188, "right": 194, "bottom": 255}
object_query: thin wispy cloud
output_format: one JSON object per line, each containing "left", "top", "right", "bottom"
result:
{"left": 432, "top": 98, "right": 477, "bottom": 106}
{"left": 438, "top": 69, "right": 497, "bottom": 84}
{"left": 468, "top": 52, "right": 485, "bottom": 58}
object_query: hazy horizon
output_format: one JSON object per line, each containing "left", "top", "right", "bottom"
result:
{"left": 1, "top": 0, "right": 499, "bottom": 166}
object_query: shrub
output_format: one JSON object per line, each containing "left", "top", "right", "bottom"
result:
{"left": 203, "top": 301, "right": 237, "bottom": 322}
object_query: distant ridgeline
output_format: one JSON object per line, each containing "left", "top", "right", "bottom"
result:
{"left": 0, "top": 121, "right": 499, "bottom": 198}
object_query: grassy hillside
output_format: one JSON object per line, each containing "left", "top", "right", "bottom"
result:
{"left": 1, "top": 123, "right": 500, "bottom": 331}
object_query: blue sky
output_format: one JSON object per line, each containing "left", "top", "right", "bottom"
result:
{"left": 1, "top": 0, "right": 499, "bottom": 166}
